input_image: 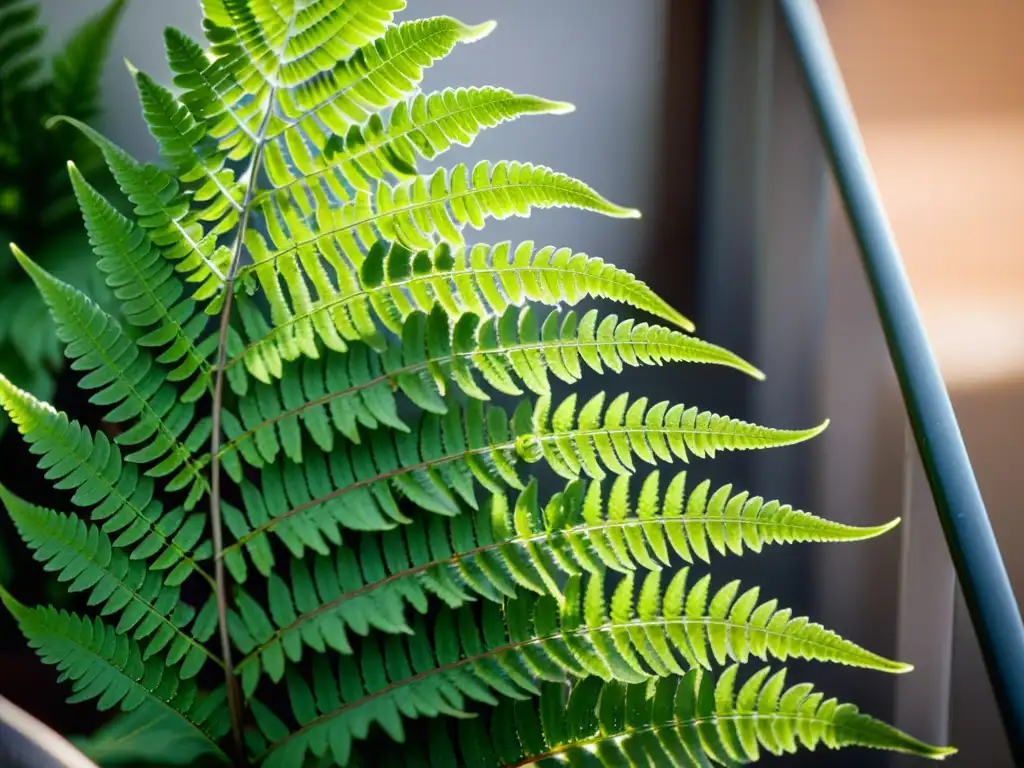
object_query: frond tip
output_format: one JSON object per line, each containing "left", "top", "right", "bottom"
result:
{"left": 461, "top": 19, "right": 498, "bottom": 43}
{"left": 517, "top": 392, "right": 829, "bottom": 480}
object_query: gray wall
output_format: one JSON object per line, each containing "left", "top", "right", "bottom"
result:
{"left": 38, "top": 0, "right": 669, "bottom": 274}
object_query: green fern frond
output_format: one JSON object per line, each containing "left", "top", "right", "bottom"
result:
{"left": 587, "top": 568, "right": 908, "bottom": 675}
{"left": 222, "top": 304, "right": 759, "bottom": 466}
{"left": 162, "top": 26, "right": 265, "bottom": 161}
{"left": 235, "top": 239, "right": 694, "bottom": 381}
{"left": 132, "top": 68, "right": 244, "bottom": 221}
{"left": 0, "top": 484, "right": 220, "bottom": 678}
{"left": 202, "top": 0, "right": 407, "bottom": 90}
{"left": 219, "top": 389, "right": 819, "bottom": 571}
{"left": 164, "top": 15, "right": 485, "bottom": 165}
{"left": 243, "top": 161, "right": 639, "bottom": 288}
{"left": 49, "top": 0, "right": 127, "bottom": 120}
{"left": 217, "top": 399, "right": 523, "bottom": 574}
{"left": 267, "top": 87, "right": 574, "bottom": 212}
{"left": 518, "top": 392, "right": 828, "bottom": 480}
{"left": 269, "top": 16, "right": 496, "bottom": 134}
{"left": 0, "top": 375, "right": 211, "bottom": 587}
{"left": 67, "top": 164, "right": 213, "bottom": 400}
{"left": 59, "top": 116, "right": 232, "bottom": 297}
{"left": 0, "top": 586, "right": 229, "bottom": 750}
{"left": 248, "top": 578, "right": 904, "bottom": 767}
{"left": 439, "top": 667, "right": 955, "bottom": 767}
{"left": 11, "top": 245, "right": 210, "bottom": 504}
{"left": 74, "top": 699, "right": 229, "bottom": 767}
{"left": 231, "top": 474, "right": 897, "bottom": 682}
{"left": 574, "top": 471, "right": 897, "bottom": 567}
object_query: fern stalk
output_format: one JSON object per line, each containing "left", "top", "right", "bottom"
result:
{"left": 207, "top": 69, "right": 283, "bottom": 768}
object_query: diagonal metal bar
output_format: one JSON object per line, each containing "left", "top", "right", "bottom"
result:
{"left": 776, "top": 0, "right": 1024, "bottom": 762}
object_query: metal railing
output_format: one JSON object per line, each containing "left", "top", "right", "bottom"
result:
{"left": 778, "top": 1, "right": 1024, "bottom": 761}
{"left": 701, "top": 0, "right": 1024, "bottom": 763}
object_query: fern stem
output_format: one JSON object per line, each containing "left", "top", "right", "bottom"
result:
{"left": 208, "top": 9, "right": 310, "bottom": 756}
{"left": 209, "top": 279, "right": 246, "bottom": 764}
{"left": 208, "top": 97, "right": 281, "bottom": 767}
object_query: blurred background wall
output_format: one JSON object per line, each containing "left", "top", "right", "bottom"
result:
{"left": 26, "top": 1, "right": 1023, "bottom": 765}
{"left": 819, "top": 2, "right": 1023, "bottom": 765}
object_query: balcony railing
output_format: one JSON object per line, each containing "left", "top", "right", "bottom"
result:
{"left": 700, "top": 0, "right": 1024, "bottom": 764}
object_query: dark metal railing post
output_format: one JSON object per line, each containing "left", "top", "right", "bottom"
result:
{"left": 776, "top": 0, "right": 1024, "bottom": 762}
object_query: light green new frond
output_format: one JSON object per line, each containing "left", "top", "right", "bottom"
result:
{"left": 217, "top": 399, "right": 525, "bottom": 577}
{"left": 236, "top": 239, "right": 692, "bottom": 380}
{"left": 269, "top": 87, "right": 575, "bottom": 212}
{"left": 357, "top": 86, "right": 575, "bottom": 172}
{"left": 165, "top": 14, "right": 486, "bottom": 165}
{"left": 67, "top": 164, "right": 212, "bottom": 401}
{"left": 441, "top": 668, "right": 955, "bottom": 767}
{"left": 50, "top": 0, "right": 127, "bottom": 121}
{"left": 221, "top": 304, "right": 757, "bottom": 468}
{"left": 205, "top": 0, "right": 407, "bottom": 88}
{"left": 164, "top": 26, "right": 267, "bottom": 161}
{"left": 292, "top": 160, "right": 636, "bottom": 262}
{"left": 270, "top": 16, "right": 495, "bottom": 138}
{"left": 232, "top": 475, "right": 895, "bottom": 684}
{"left": 11, "top": 245, "right": 210, "bottom": 505}
{"left": 357, "top": 239, "right": 688, "bottom": 331}
{"left": 517, "top": 391, "right": 828, "bottom": 480}
{"left": 0, "top": 375, "right": 210, "bottom": 587}
{"left": 0, "top": 484, "right": 220, "bottom": 679}
{"left": 0, "top": 589, "right": 229, "bottom": 751}
{"left": 239, "top": 162, "right": 641, "bottom": 348}
{"left": 251, "top": 579, "right": 904, "bottom": 768}
{"left": 367, "top": 161, "right": 641, "bottom": 243}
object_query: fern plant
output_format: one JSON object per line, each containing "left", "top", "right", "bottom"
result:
{"left": 0, "top": 2, "right": 956, "bottom": 766}
{"left": 0, "top": 0, "right": 126, "bottom": 408}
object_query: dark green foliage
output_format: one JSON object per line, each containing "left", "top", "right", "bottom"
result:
{"left": 0, "top": 0, "right": 126, "bottom": 406}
